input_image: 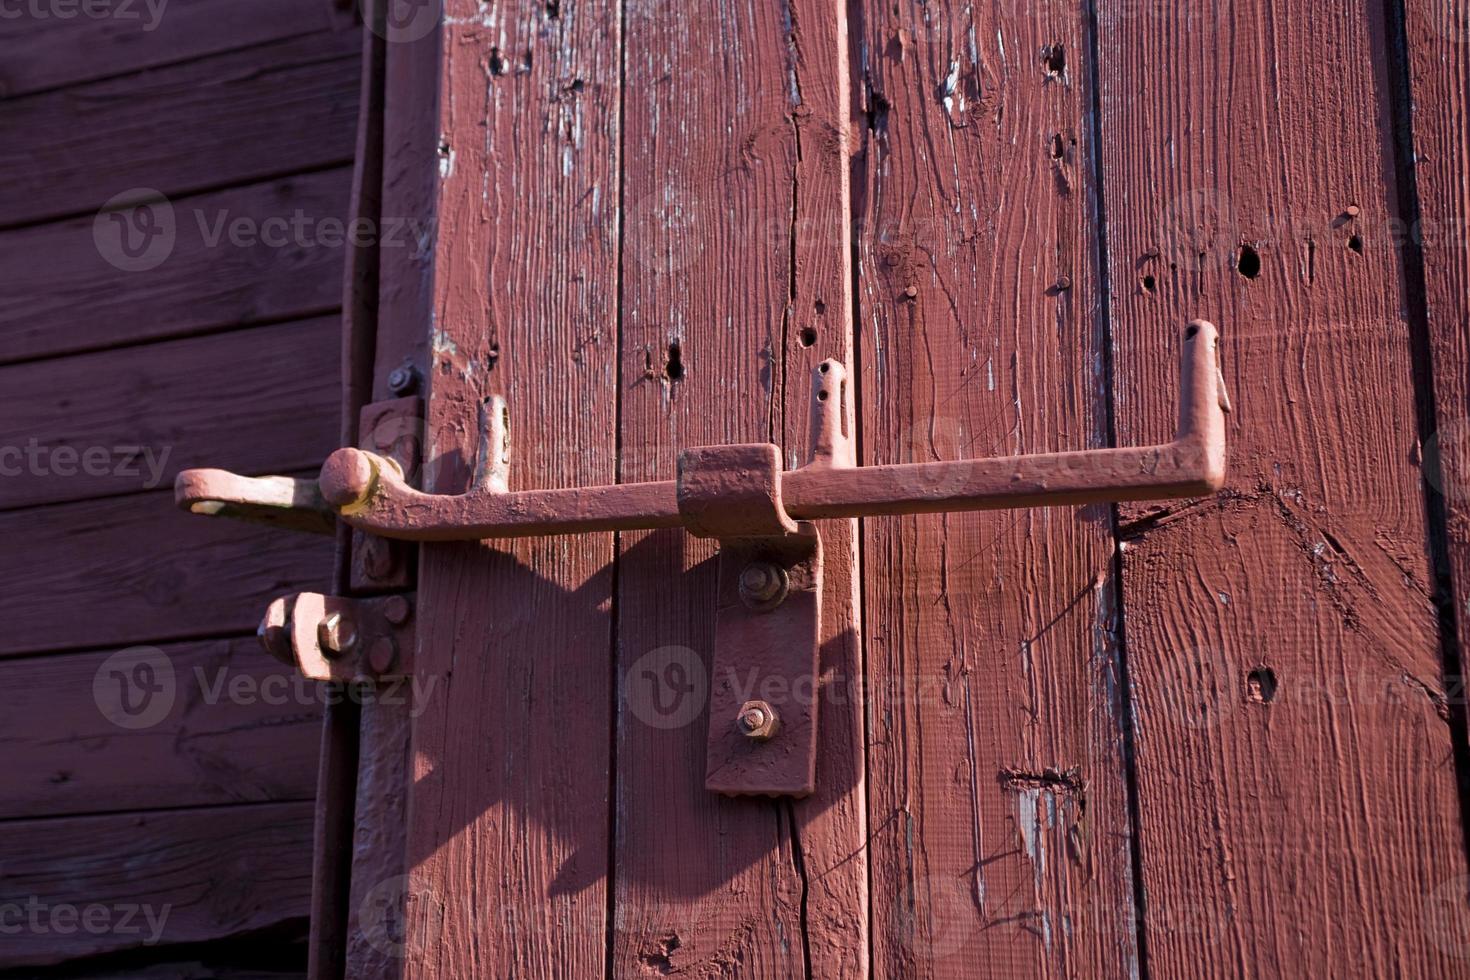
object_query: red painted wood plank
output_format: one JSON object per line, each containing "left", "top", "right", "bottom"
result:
{"left": 0, "top": 0, "right": 353, "bottom": 100}
{"left": 613, "top": 0, "right": 815, "bottom": 971}
{"left": 1096, "top": 0, "right": 1468, "bottom": 972}
{"left": 0, "top": 169, "right": 352, "bottom": 363}
{"left": 399, "top": 2, "right": 620, "bottom": 975}
{"left": 0, "top": 487, "right": 333, "bottom": 657}
{"left": 0, "top": 638, "right": 320, "bottom": 819}
{"left": 0, "top": 316, "right": 340, "bottom": 510}
{"left": 0, "top": 802, "right": 313, "bottom": 969}
{"left": 0, "top": 30, "right": 359, "bottom": 227}
{"left": 855, "top": 3, "right": 1139, "bottom": 975}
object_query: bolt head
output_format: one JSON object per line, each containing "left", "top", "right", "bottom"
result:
{"left": 387, "top": 366, "right": 417, "bottom": 395}
{"left": 368, "top": 636, "right": 398, "bottom": 675}
{"left": 737, "top": 700, "right": 779, "bottom": 741}
{"left": 381, "top": 594, "right": 412, "bottom": 626}
{"left": 738, "top": 562, "right": 788, "bottom": 609}
{"left": 318, "top": 612, "right": 358, "bottom": 657}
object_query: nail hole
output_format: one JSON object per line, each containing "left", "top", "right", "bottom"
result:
{"left": 1236, "top": 244, "right": 1261, "bottom": 279}
{"left": 1348, "top": 235, "right": 1363, "bottom": 254}
{"left": 489, "top": 47, "right": 508, "bottom": 76}
{"left": 1185, "top": 324, "right": 1200, "bottom": 340}
{"left": 1246, "top": 667, "right": 1278, "bottom": 704}
{"left": 817, "top": 390, "right": 829, "bottom": 401}
{"left": 545, "top": 0, "right": 559, "bottom": 17}
{"left": 1043, "top": 44, "right": 1065, "bottom": 75}
{"left": 818, "top": 362, "right": 830, "bottom": 374}
{"left": 665, "top": 342, "right": 684, "bottom": 382}
{"left": 1141, "top": 275, "right": 1156, "bottom": 294}
{"left": 814, "top": 299, "right": 827, "bottom": 315}
{"left": 800, "top": 327, "right": 818, "bottom": 347}
{"left": 1050, "top": 134, "right": 1065, "bottom": 159}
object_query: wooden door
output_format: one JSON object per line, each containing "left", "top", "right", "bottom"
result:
{"left": 342, "top": 0, "right": 1470, "bottom": 976}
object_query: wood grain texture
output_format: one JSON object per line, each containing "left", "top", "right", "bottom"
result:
{"left": 853, "top": 2, "right": 1140, "bottom": 976}
{"left": 0, "top": 169, "right": 351, "bottom": 363}
{"left": 0, "top": 317, "right": 340, "bottom": 510}
{"left": 1096, "top": 0, "right": 1470, "bottom": 972}
{"left": 612, "top": 0, "right": 861, "bottom": 972}
{"left": 0, "top": 0, "right": 352, "bottom": 100}
{"left": 0, "top": 486, "right": 333, "bottom": 657}
{"left": 400, "top": 2, "right": 621, "bottom": 976}
{"left": 1401, "top": 7, "right": 1470, "bottom": 959}
{"left": 0, "top": 638, "right": 320, "bottom": 819}
{"left": 0, "top": 802, "right": 313, "bottom": 968}
{"left": 0, "top": 30, "right": 359, "bottom": 227}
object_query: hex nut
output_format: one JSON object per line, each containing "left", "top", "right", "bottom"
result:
{"left": 738, "top": 562, "right": 788, "bottom": 610}
{"left": 318, "top": 612, "right": 358, "bottom": 657}
{"left": 737, "top": 700, "right": 779, "bottom": 741}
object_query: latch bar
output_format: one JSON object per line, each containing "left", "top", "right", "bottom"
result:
{"left": 305, "top": 321, "right": 1226, "bottom": 542}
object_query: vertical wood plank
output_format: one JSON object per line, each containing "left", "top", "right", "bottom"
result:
{"left": 1096, "top": 0, "right": 1470, "bottom": 972}
{"left": 613, "top": 0, "right": 805, "bottom": 970}
{"left": 401, "top": 0, "right": 621, "bottom": 975}
{"left": 854, "top": 1, "right": 1140, "bottom": 975}
{"left": 613, "top": 0, "right": 863, "bottom": 972}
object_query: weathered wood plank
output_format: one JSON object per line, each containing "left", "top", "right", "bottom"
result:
{"left": 0, "top": 487, "right": 334, "bottom": 657}
{"left": 0, "top": 802, "right": 313, "bottom": 969}
{"left": 0, "top": 638, "right": 319, "bottom": 820}
{"left": 782, "top": 1, "right": 869, "bottom": 974}
{"left": 400, "top": 2, "right": 620, "bottom": 976}
{"left": 0, "top": 169, "right": 351, "bottom": 363}
{"left": 0, "top": 316, "right": 340, "bottom": 510}
{"left": 0, "top": 30, "right": 359, "bottom": 227}
{"left": 1096, "top": 0, "right": 1470, "bottom": 972}
{"left": 0, "top": 0, "right": 352, "bottom": 100}
{"left": 1387, "top": 0, "right": 1470, "bottom": 959}
{"left": 855, "top": 2, "right": 1139, "bottom": 975}
{"left": 612, "top": 0, "right": 831, "bottom": 972}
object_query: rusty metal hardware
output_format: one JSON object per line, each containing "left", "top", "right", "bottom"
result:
{"left": 177, "top": 320, "right": 1229, "bottom": 797}
{"left": 259, "top": 591, "right": 415, "bottom": 682}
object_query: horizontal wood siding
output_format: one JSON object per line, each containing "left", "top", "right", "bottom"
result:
{"left": 0, "top": 30, "right": 359, "bottom": 227}
{"left": 0, "top": 171, "right": 351, "bottom": 363}
{"left": 0, "top": 6, "right": 357, "bottom": 970}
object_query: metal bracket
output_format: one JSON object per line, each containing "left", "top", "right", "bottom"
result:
{"left": 258, "top": 592, "right": 415, "bottom": 682}
{"left": 175, "top": 320, "right": 1230, "bottom": 797}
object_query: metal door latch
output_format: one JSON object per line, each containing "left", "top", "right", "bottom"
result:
{"left": 178, "top": 320, "right": 1229, "bottom": 797}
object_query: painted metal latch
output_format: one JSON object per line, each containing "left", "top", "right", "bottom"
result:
{"left": 177, "top": 320, "right": 1230, "bottom": 797}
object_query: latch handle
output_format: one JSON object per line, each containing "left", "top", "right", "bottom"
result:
{"left": 312, "top": 321, "right": 1227, "bottom": 541}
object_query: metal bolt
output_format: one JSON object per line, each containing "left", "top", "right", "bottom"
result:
{"left": 381, "top": 594, "right": 412, "bottom": 626}
{"left": 1055, "top": 275, "right": 1072, "bottom": 291}
{"left": 387, "top": 366, "right": 417, "bottom": 396}
{"left": 368, "top": 636, "right": 398, "bottom": 675}
{"left": 257, "top": 599, "right": 293, "bottom": 665}
{"left": 318, "top": 612, "right": 358, "bottom": 657}
{"left": 737, "top": 700, "right": 779, "bottom": 741}
{"left": 738, "top": 562, "right": 788, "bottom": 609}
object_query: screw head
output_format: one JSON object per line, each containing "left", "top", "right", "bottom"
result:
{"left": 737, "top": 700, "right": 779, "bottom": 741}
{"left": 387, "top": 366, "right": 417, "bottom": 396}
{"left": 368, "top": 636, "right": 398, "bottom": 675}
{"left": 738, "top": 562, "right": 788, "bottom": 610}
{"left": 318, "top": 612, "right": 358, "bottom": 657}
